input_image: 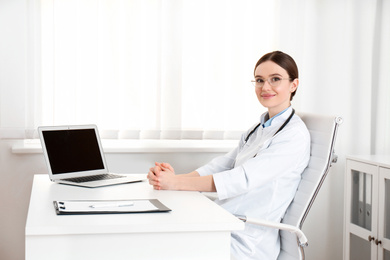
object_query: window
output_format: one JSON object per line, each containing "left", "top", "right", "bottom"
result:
{"left": 37, "top": 0, "right": 276, "bottom": 139}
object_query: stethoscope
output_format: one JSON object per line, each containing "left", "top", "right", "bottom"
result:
{"left": 242, "top": 108, "right": 295, "bottom": 158}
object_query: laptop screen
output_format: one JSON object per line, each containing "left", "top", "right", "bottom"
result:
{"left": 42, "top": 129, "right": 105, "bottom": 175}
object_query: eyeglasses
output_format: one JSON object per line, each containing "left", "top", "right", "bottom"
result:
{"left": 251, "top": 76, "right": 292, "bottom": 88}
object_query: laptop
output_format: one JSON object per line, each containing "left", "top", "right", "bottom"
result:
{"left": 38, "top": 124, "right": 145, "bottom": 188}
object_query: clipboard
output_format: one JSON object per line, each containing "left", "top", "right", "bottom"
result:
{"left": 53, "top": 199, "right": 171, "bottom": 215}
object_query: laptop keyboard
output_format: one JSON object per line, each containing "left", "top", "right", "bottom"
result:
{"left": 63, "top": 174, "right": 125, "bottom": 183}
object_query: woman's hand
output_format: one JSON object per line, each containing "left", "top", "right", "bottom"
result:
{"left": 147, "top": 162, "right": 177, "bottom": 190}
{"left": 156, "top": 162, "right": 175, "bottom": 174}
{"left": 147, "top": 162, "right": 216, "bottom": 192}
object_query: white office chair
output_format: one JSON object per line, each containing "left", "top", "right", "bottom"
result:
{"left": 237, "top": 112, "right": 343, "bottom": 260}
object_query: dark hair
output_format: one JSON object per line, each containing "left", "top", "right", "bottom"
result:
{"left": 254, "top": 51, "right": 299, "bottom": 101}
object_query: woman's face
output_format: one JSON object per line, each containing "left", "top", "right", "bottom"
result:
{"left": 254, "top": 61, "right": 298, "bottom": 117}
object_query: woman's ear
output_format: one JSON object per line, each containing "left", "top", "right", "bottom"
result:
{"left": 290, "top": 78, "right": 299, "bottom": 93}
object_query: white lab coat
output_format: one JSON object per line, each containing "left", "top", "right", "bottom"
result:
{"left": 196, "top": 107, "right": 310, "bottom": 260}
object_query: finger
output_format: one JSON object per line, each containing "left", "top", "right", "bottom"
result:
{"left": 161, "top": 162, "right": 174, "bottom": 172}
{"left": 149, "top": 166, "right": 159, "bottom": 173}
{"left": 147, "top": 170, "right": 159, "bottom": 181}
{"left": 161, "top": 162, "right": 170, "bottom": 168}
{"left": 156, "top": 162, "right": 169, "bottom": 170}
{"left": 159, "top": 163, "right": 169, "bottom": 170}
{"left": 150, "top": 174, "right": 159, "bottom": 182}
{"left": 147, "top": 169, "right": 155, "bottom": 176}
{"left": 148, "top": 178, "right": 159, "bottom": 186}
{"left": 151, "top": 166, "right": 162, "bottom": 176}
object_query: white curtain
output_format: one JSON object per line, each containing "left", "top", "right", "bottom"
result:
{"left": 274, "top": 0, "right": 390, "bottom": 155}
{"left": 1, "top": 0, "right": 389, "bottom": 152}
{"left": 37, "top": 0, "right": 277, "bottom": 139}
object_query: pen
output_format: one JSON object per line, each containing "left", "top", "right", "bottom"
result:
{"left": 89, "top": 202, "right": 134, "bottom": 208}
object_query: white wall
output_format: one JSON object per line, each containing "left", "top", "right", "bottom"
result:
{"left": 0, "top": 140, "right": 44, "bottom": 260}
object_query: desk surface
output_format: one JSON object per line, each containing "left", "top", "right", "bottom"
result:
{"left": 26, "top": 174, "right": 244, "bottom": 236}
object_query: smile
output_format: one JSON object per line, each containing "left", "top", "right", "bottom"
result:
{"left": 261, "top": 93, "right": 276, "bottom": 99}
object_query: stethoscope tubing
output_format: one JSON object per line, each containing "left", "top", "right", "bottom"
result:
{"left": 244, "top": 109, "right": 295, "bottom": 144}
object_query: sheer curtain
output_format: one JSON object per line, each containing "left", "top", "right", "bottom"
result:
{"left": 1, "top": 0, "right": 389, "bottom": 151}
{"left": 37, "top": 0, "right": 276, "bottom": 139}
{"left": 275, "top": 0, "right": 390, "bottom": 155}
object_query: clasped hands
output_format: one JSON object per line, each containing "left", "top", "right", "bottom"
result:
{"left": 147, "top": 162, "right": 177, "bottom": 190}
{"left": 147, "top": 162, "right": 214, "bottom": 192}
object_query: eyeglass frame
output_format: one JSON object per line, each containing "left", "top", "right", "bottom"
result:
{"left": 251, "top": 76, "right": 293, "bottom": 88}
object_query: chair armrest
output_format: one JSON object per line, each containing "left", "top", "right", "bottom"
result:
{"left": 235, "top": 215, "right": 308, "bottom": 247}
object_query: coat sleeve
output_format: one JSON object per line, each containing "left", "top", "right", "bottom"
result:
{"left": 212, "top": 123, "right": 310, "bottom": 200}
{"left": 196, "top": 129, "right": 250, "bottom": 176}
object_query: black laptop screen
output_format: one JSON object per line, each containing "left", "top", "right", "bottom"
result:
{"left": 42, "top": 129, "right": 105, "bottom": 174}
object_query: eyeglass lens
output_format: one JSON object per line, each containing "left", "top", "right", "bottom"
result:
{"left": 252, "top": 77, "right": 289, "bottom": 88}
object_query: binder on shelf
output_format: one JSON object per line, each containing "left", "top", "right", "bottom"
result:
{"left": 365, "top": 174, "right": 372, "bottom": 230}
{"left": 358, "top": 172, "right": 364, "bottom": 227}
{"left": 53, "top": 199, "right": 171, "bottom": 215}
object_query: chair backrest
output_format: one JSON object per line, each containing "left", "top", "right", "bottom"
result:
{"left": 278, "top": 112, "right": 343, "bottom": 260}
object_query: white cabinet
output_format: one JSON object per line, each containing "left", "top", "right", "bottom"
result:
{"left": 344, "top": 155, "right": 390, "bottom": 260}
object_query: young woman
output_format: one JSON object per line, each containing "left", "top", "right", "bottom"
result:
{"left": 147, "top": 51, "right": 310, "bottom": 260}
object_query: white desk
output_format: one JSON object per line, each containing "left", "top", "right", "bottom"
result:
{"left": 25, "top": 174, "right": 244, "bottom": 260}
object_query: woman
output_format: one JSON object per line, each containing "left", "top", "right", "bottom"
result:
{"left": 147, "top": 51, "right": 310, "bottom": 260}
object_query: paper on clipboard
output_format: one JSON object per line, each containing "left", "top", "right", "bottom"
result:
{"left": 53, "top": 199, "right": 171, "bottom": 215}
